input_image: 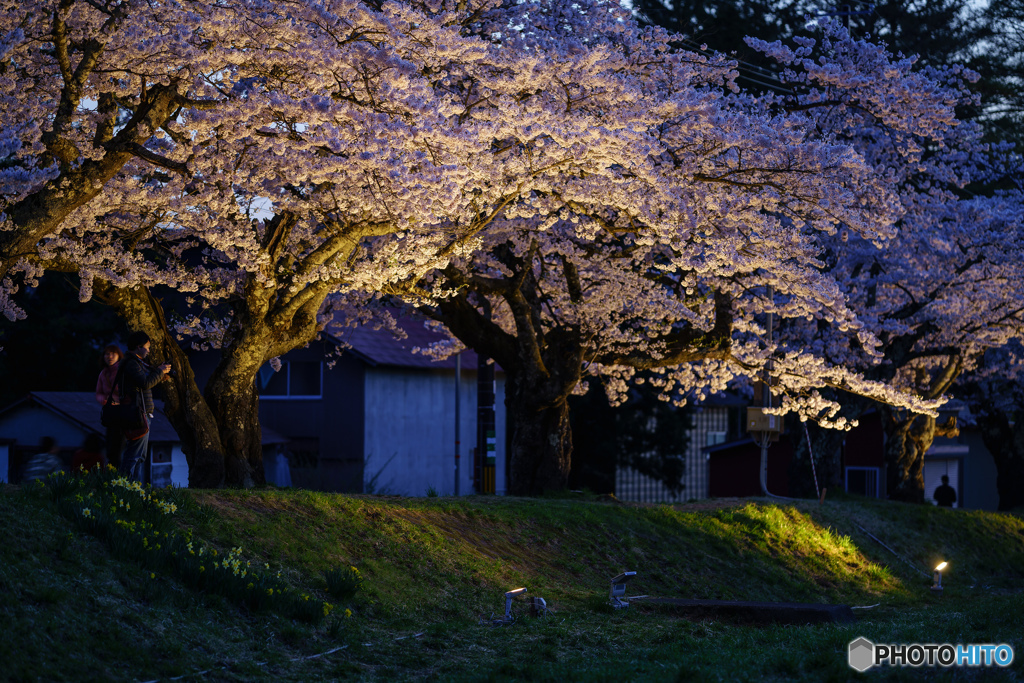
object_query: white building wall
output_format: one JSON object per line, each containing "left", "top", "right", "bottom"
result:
{"left": 685, "top": 407, "right": 729, "bottom": 500}
{"left": 170, "top": 446, "right": 189, "bottom": 487}
{"left": 363, "top": 366, "right": 505, "bottom": 496}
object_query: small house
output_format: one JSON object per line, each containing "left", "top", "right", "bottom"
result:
{"left": 0, "top": 391, "right": 185, "bottom": 486}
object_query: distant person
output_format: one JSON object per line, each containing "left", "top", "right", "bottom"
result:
{"left": 22, "top": 436, "right": 64, "bottom": 483}
{"left": 933, "top": 475, "right": 957, "bottom": 508}
{"left": 72, "top": 433, "right": 107, "bottom": 473}
{"left": 118, "top": 331, "right": 171, "bottom": 482}
{"left": 95, "top": 344, "right": 124, "bottom": 469}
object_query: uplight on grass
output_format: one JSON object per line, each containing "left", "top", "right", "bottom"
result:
{"left": 932, "top": 561, "right": 948, "bottom": 592}
{"left": 610, "top": 571, "right": 636, "bottom": 609}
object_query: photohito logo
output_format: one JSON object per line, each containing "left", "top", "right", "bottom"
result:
{"left": 848, "top": 638, "right": 1015, "bottom": 671}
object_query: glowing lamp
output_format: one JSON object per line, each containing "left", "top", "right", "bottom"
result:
{"left": 931, "top": 562, "right": 947, "bottom": 591}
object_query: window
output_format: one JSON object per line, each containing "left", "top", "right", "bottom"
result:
{"left": 257, "top": 361, "right": 322, "bottom": 399}
{"left": 705, "top": 431, "right": 727, "bottom": 447}
{"left": 845, "top": 467, "right": 881, "bottom": 498}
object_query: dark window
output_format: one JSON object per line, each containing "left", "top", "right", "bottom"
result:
{"left": 845, "top": 467, "right": 880, "bottom": 498}
{"left": 257, "top": 361, "right": 322, "bottom": 399}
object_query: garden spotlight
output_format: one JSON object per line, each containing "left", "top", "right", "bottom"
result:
{"left": 610, "top": 571, "right": 636, "bottom": 609}
{"left": 502, "top": 587, "right": 527, "bottom": 623}
{"left": 932, "top": 561, "right": 947, "bottom": 591}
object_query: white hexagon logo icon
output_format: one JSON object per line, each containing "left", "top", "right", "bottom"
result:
{"left": 848, "top": 637, "right": 875, "bottom": 672}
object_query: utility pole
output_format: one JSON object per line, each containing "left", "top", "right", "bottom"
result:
{"left": 455, "top": 353, "right": 461, "bottom": 495}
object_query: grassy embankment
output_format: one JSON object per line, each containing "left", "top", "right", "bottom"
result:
{"left": 1, "top": 475, "right": 1022, "bottom": 682}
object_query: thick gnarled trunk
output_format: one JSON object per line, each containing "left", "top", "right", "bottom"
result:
{"left": 204, "top": 357, "right": 265, "bottom": 488}
{"left": 505, "top": 370, "right": 574, "bottom": 496}
{"left": 881, "top": 360, "right": 962, "bottom": 503}
{"left": 883, "top": 410, "right": 935, "bottom": 503}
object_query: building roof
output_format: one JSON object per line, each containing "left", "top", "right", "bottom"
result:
{"left": 704, "top": 435, "right": 757, "bottom": 454}
{"left": 1, "top": 392, "right": 287, "bottom": 445}
{"left": 328, "top": 316, "right": 495, "bottom": 371}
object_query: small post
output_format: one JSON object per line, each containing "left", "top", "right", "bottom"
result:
{"left": 455, "top": 353, "right": 460, "bottom": 495}
{"left": 932, "top": 562, "right": 947, "bottom": 592}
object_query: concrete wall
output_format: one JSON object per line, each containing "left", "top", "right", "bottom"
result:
{"left": 170, "top": 445, "right": 189, "bottom": 487}
{"left": 960, "top": 432, "right": 1000, "bottom": 511}
{"left": 363, "top": 366, "right": 506, "bottom": 496}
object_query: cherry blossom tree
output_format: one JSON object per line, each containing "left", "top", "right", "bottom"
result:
{"left": 772, "top": 59, "right": 1024, "bottom": 502}
{"left": 0, "top": 0, "right": 293, "bottom": 314}
{"left": 3, "top": 0, "right": 787, "bottom": 486}
{"left": 8, "top": 0, "right": 1009, "bottom": 497}
{"left": 782, "top": 187, "right": 1024, "bottom": 502}
{"left": 409, "top": 23, "right": 986, "bottom": 495}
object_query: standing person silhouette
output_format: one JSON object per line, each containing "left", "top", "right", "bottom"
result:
{"left": 118, "top": 332, "right": 171, "bottom": 482}
{"left": 95, "top": 344, "right": 123, "bottom": 469}
{"left": 933, "top": 474, "right": 957, "bottom": 508}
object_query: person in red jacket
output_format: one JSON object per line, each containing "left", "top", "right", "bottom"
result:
{"left": 95, "top": 344, "right": 123, "bottom": 469}
{"left": 72, "top": 433, "right": 107, "bottom": 473}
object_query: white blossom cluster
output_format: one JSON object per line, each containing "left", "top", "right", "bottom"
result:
{"left": 1, "top": 0, "right": 1020, "bottom": 425}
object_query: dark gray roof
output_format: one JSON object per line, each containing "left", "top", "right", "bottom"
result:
{"left": 21, "top": 392, "right": 180, "bottom": 442}
{"left": 329, "top": 316, "right": 494, "bottom": 371}
{"left": 10, "top": 392, "right": 287, "bottom": 445}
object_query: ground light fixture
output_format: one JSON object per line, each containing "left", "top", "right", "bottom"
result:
{"left": 932, "top": 561, "right": 947, "bottom": 592}
{"left": 610, "top": 571, "right": 637, "bottom": 609}
{"left": 502, "top": 587, "right": 527, "bottom": 623}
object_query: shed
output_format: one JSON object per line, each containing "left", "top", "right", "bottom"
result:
{"left": 0, "top": 391, "right": 182, "bottom": 486}
{"left": 235, "top": 316, "right": 507, "bottom": 496}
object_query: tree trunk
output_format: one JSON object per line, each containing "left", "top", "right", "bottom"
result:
{"left": 883, "top": 410, "right": 935, "bottom": 503}
{"left": 204, "top": 358, "right": 264, "bottom": 488}
{"left": 975, "top": 408, "right": 1024, "bottom": 511}
{"left": 881, "top": 360, "right": 962, "bottom": 503}
{"left": 505, "top": 369, "right": 575, "bottom": 496}
{"left": 95, "top": 282, "right": 226, "bottom": 487}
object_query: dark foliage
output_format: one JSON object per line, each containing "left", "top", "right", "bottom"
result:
{"left": 0, "top": 274, "right": 124, "bottom": 406}
{"left": 569, "top": 376, "right": 692, "bottom": 495}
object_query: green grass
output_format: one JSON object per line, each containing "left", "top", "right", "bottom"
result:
{"left": 2, "top": 482, "right": 1023, "bottom": 682}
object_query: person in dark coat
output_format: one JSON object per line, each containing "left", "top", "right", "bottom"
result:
{"left": 933, "top": 475, "right": 957, "bottom": 507}
{"left": 118, "top": 331, "right": 171, "bottom": 481}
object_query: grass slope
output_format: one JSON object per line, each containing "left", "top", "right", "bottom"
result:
{"left": 2, "top": 484, "right": 1022, "bottom": 682}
